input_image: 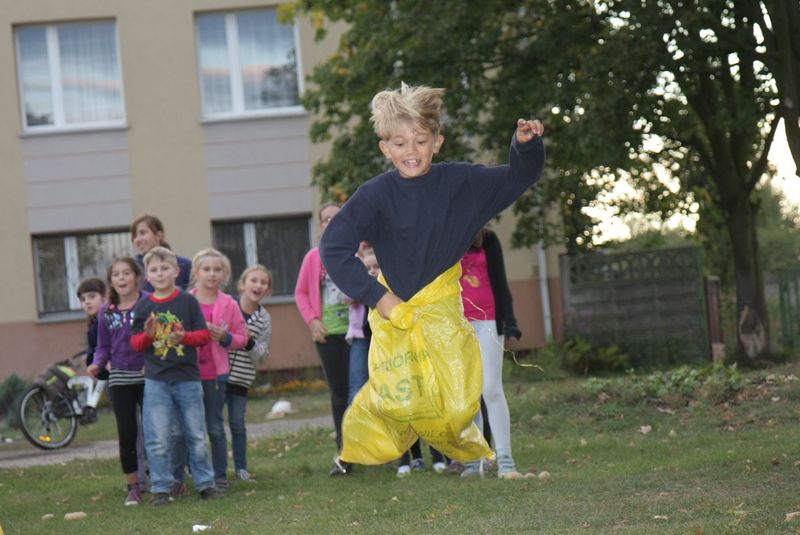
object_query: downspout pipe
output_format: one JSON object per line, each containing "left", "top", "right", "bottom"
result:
{"left": 537, "top": 241, "right": 553, "bottom": 341}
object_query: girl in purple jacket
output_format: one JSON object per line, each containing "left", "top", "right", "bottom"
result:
{"left": 88, "top": 257, "right": 148, "bottom": 506}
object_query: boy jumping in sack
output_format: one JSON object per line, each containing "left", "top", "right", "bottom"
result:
{"left": 320, "top": 83, "right": 544, "bottom": 472}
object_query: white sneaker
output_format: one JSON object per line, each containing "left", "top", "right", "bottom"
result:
{"left": 432, "top": 462, "right": 446, "bottom": 474}
{"left": 396, "top": 465, "right": 411, "bottom": 478}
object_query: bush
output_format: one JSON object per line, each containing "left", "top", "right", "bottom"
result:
{"left": 583, "top": 363, "right": 747, "bottom": 406}
{"left": 0, "top": 374, "right": 30, "bottom": 429}
{"left": 560, "top": 336, "right": 631, "bottom": 375}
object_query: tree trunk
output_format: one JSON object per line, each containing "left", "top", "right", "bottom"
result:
{"left": 723, "top": 197, "right": 770, "bottom": 359}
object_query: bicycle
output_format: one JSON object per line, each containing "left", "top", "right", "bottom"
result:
{"left": 18, "top": 351, "right": 105, "bottom": 450}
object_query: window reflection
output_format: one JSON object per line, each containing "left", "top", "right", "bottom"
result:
{"left": 197, "top": 8, "right": 300, "bottom": 116}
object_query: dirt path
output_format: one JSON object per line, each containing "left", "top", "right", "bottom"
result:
{"left": 0, "top": 415, "right": 331, "bottom": 470}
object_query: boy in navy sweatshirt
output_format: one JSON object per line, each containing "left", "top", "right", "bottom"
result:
{"left": 320, "top": 83, "right": 544, "bottom": 471}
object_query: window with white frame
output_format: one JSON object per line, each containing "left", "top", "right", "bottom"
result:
{"left": 196, "top": 8, "right": 301, "bottom": 118}
{"left": 212, "top": 217, "right": 310, "bottom": 297}
{"left": 15, "top": 20, "right": 125, "bottom": 131}
{"left": 33, "top": 231, "right": 132, "bottom": 315}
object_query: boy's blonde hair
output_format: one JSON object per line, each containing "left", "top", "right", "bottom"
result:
{"left": 238, "top": 264, "right": 273, "bottom": 296}
{"left": 191, "top": 248, "right": 232, "bottom": 287}
{"left": 370, "top": 82, "right": 445, "bottom": 139}
{"left": 143, "top": 246, "right": 178, "bottom": 269}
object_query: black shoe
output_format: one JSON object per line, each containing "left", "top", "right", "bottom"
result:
{"left": 199, "top": 486, "right": 225, "bottom": 500}
{"left": 329, "top": 457, "right": 352, "bottom": 476}
{"left": 80, "top": 406, "right": 98, "bottom": 424}
{"left": 151, "top": 492, "right": 174, "bottom": 506}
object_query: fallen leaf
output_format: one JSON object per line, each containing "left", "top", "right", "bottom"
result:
{"left": 639, "top": 425, "right": 652, "bottom": 434}
{"left": 245, "top": 490, "right": 256, "bottom": 496}
{"left": 87, "top": 473, "right": 102, "bottom": 480}
{"left": 58, "top": 496, "right": 71, "bottom": 504}
{"left": 580, "top": 438, "right": 588, "bottom": 447}
{"left": 668, "top": 429, "right": 678, "bottom": 438}
{"left": 653, "top": 515, "right": 668, "bottom": 520}
{"left": 89, "top": 492, "right": 103, "bottom": 503}
{"left": 391, "top": 496, "right": 400, "bottom": 502}
{"left": 772, "top": 397, "right": 781, "bottom": 402}
{"left": 41, "top": 514, "right": 54, "bottom": 521}
{"left": 772, "top": 457, "right": 781, "bottom": 466}
{"left": 656, "top": 407, "right": 675, "bottom": 415}
{"left": 581, "top": 522, "right": 592, "bottom": 528}
{"left": 531, "top": 414, "right": 544, "bottom": 422}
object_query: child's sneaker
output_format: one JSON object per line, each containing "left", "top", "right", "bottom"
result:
{"left": 215, "top": 478, "right": 230, "bottom": 490}
{"left": 124, "top": 485, "right": 142, "bottom": 506}
{"left": 151, "top": 492, "right": 173, "bottom": 506}
{"left": 396, "top": 465, "right": 411, "bottom": 478}
{"left": 329, "top": 457, "right": 352, "bottom": 477}
{"left": 199, "top": 486, "right": 225, "bottom": 500}
{"left": 497, "top": 455, "right": 523, "bottom": 480}
{"left": 410, "top": 458, "right": 425, "bottom": 471}
{"left": 80, "top": 406, "right": 98, "bottom": 424}
{"left": 445, "top": 461, "right": 465, "bottom": 475}
{"left": 236, "top": 469, "right": 253, "bottom": 481}
{"left": 460, "top": 459, "right": 485, "bottom": 478}
{"left": 432, "top": 461, "right": 446, "bottom": 474}
{"left": 169, "top": 481, "right": 188, "bottom": 499}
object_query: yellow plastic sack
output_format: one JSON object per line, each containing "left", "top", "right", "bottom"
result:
{"left": 340, "top": 263, "right": 493, "bottom": 464}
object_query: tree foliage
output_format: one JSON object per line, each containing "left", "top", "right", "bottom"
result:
{"left": 293, "top": 0, "right": 796, "bottom": 357}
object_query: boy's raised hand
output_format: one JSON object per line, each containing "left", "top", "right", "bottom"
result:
{"left": 516, "top": 118, "right": 544, "bottom": 144}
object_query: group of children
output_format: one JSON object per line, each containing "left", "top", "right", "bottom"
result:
{"left": 78, "top": 229, "right": 273, "bottom": 506}
{"left": 75, "top": 81, "right": 544, "bottom": 505}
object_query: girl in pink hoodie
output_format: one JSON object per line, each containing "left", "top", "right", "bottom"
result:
{"left": 190, "top": 248, "right": 248, "bottom": 488}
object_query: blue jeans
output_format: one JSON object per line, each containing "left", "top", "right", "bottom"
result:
{"left": 143, "top": 379, "right": 214, "bottom": 494}
{"left": 348, "top": 337, "right": 370, "bottom": 405}
{"left": 202, "top": 376, "right": 228, "bottom": 481}
{"left": 226, "top": 390, "right": 248, "bottom": 472}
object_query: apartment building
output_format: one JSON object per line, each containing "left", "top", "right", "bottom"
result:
{"left": 0, "top": 1, "right": 562, "bottom": 381}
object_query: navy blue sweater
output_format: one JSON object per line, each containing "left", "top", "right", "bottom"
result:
{"left": 320, "top": 135, "right": 545, "bottom": 306}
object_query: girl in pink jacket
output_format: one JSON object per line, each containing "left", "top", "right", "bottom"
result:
{"left": 190, "top": 248, "right": 248, "bottom": 488}
{"left": 295, "top": 202, "right": 353, "bottom": 476}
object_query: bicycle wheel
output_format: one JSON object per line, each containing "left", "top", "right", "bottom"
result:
{"left": 18, "top": 385, "right": 78, "bottom": 449}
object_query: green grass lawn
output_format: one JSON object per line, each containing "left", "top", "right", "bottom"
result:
{"left": 2, "top": 364, "right": 800, "bottom": 534}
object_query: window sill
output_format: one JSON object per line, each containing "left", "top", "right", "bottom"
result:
{"left": 35, "top": 311, "right": 86, "bottom": 324}
{"left": 201, "top": 107, "right": 307, "bottom": 125}
{"left": 20, "top": 123, "right": 129, "bottom": 138}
